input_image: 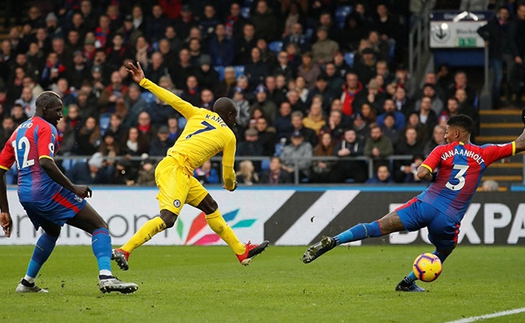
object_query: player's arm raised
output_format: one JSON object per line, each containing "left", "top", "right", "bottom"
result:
{"left": 127, "top": 61, "right": 197, "bottom": 120}
{"left": 222, "top": 136, "right": 237, "bottom": 191}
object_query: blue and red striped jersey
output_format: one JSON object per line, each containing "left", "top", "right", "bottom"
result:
{"left": 417, "top": 141, "right": 515, "bottom": 221}
{"left": 0, "top": 117, "right": 62, "bottom": 202}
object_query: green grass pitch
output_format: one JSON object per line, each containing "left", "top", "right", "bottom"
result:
{"left": 0, "top": 245, "right": 524, "bottom": 323}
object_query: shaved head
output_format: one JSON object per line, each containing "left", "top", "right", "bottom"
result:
{"left": 213, "top": 97, "right": 237, "bottom": 128}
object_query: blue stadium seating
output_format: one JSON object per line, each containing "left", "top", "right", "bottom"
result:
{"left": 233, "top": 65, "right": 245, "bottom": 76}
{"left": 241, "top": 7, "right": 250, "bottom": 19}
{"left": 243, "top": 0, "right": 254, "bottom": 7}
{"left": 141, "top": 91, "right": 156, "bottom": 104}
{"left": 305, "top": 28, "right": 314, "bottom": 41}
{"left": 214, "top": 66, "right": 225, "bottom": 81}
{"left": 260, "top": 159, "right": 270, "bottom": 171}
{"left": 268, "top": 41, "right": 283, "bottom": 53}
{"left": 344, "top": 52, "right": 355, "bottom": 68}
{"left": 335, "top": 6, "right": 353, "bottom": 29}
{"left": 388, "top": 39, "right": 396, "bottom": 64}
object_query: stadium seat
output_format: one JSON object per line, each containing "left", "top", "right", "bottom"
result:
{"left": 141, "top": 91, "right": 156, "bottom": 105}
{"left": 335, "top": 6, "right": 353, "bottom": 29}
{"left": 305, "top": 28, "right": 314, "bottom": 41}
{"left": 241, "top": 7, "right": 251, "bottom": 19}
{"left": 243, "top": 0, "right": 254, "bottom": 7}
{"left": 214, "top": 66, "right": 225, "bottom": 81}
{"left": 152, "top": 41, "right": 159, "bottom": 52}
{"left": 344, "top": 52, "right": 355, "bottom": 68}
{"left": 388, "top": 39, "right": 396, "bottom": 64}
{"left": 99, "top": 113, "right": 110, "bottom": 136}
{"left": 233, "top": 65, "right": 245, "bottom": 76}
{"left": 260, "top": 159, "right": 270, "bottom": 171}
{"left": 268, "top": 41, "right": 283, "bottom": 53}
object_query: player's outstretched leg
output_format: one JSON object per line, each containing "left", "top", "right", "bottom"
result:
{"left": 114, "top": 216, "right": 167, "bottom": 270}
{"left": 16, "top": 225, "right": 59, "bottom": 293}
{"left": 236, "top": 240, "right": 270, "bottom": 265}
{"left": 303, "top": 221, "right": 384, "bottom": 264}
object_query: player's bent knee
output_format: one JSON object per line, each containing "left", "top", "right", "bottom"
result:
{"left": 196, "top": 195, "right": 218, "bottom": 214}
{"left": 160, "top": 209, "right": 178, "bottom": 228}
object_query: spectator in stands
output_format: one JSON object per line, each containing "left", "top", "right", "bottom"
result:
{"left": 417, "top": 96, "right": 438, "bottom": 142}
{"left": 149, "top": 126, "right": 174, "bottom": 157}
{"left": 290, "top": 111, "right": 318, "bottom": 147}
{"left": 324, "top": 63, "right": 344, "bottom": 97}
{"left": 260, "top": 156, "right": 292, "bottom": 184}
{"left": 341, "top": 12, "right": 368, "bottom": 52}
{"left": 236, "top": 23, "right": 257, "bottom": 65}
{"left": 75, "top": 116, "right": 101, "bottom": 156}
{"left": 281, "top": 131, "right": 312, "bottom": 181}
{"left": 11, "top": 103, "right": 28, "bottom": 126}
{"left": 302, "top": 102, "right": 326, "bottom": 135}
{"left": 0, "top": 116, "right": 15, "bottom": 148}
{"left": 447, "top": 71, "right": 477, "bottom": 109}
{"left": 135, "top": 158, "right": 156, "bottom": 186}
{"left": 106, "top": 33, "right": 131, "bottom": 71}
{"left": 134, "top": 36, "right": 151, "bottom": 69}
{"left": 174, "top": 5, "right": 198, "bottom": 41}
{"left": 67, "top": 50, "right": 91, "bottom": 90}
{"left": 166, "top": 116, "right": 182, "bottom": 142}
{"left": 274, "top": 51, "right": 297, "bottom": 81}
{"left": 236, "top": 160, "right": 259, "bottom": 186}
{"left": 181, "top": 76, "right": 200, "bottom": 107}
{"left": 274, "top": 101, "right": 294, "bottom": 141}
{"left": 292, "top": 76, "right": 309, "bottom": 103}
{"left": 169, "top": 49, "right": 194, "bottom": 91}
{"left": 364, "top": 124, "right": 394, "bottom": 163}
{"left": 334, "top": 128, "right": 368, "bottom": 183}
{"left": 105, "top": 113, "right": 127, "bottom": 144}
{"left": 358, "top": 104, "right": 375, "bottom": 127}
{"left": 225, "top": 2, "right": 247, "bottom": 40}
{"left": 481, "top": 179, "right": 500, "bottom": 192}
{"left": 236, "top": 127, "right": 264, "bottom": 171}
{"left": 136, "top": 111, "right": 157, "bottom": 143}
{"left": 15, "top": 86, "right": 36, "bottom": 117}
{"left": 340, "top": 72, "right": 362, "bottom": 117}
{"left": 424, "top": 125, "right": 446, "bottom": 156}
{"left": 320, "top": 110, "right": 345, "bottom": 141}
{"left": 251, "top": 86, "right": 277, "bottom": 122}
{"left": 99, "top": 71, "right": 128, "bottom": 115}
{"left": 99, "top": 132, "right": 121, "bottom": 162}
{"left": 368, "top": 31, "right": 390, "bottom": 62}
{"left": 195, "top": 56, "right": 220, "bottom": 93}
{"left": 377, "top": 98, "right": 406, "bottom": 130}
{"left": 312, "top": 26, "right": 339, "bottom": 65}
{"left": 110, "top": 157, "right": 137, "bottom": 185}
{"left": 67, "top": 152, "right": 112, "bottom": 184}
{"left": 403, "top": 155, "right": 425, "bottom": 184}
{"left": 316, "top": 11, "right": 339, "bottom": 43}
{"left": 354, "top": 78, "right": 385, "bottom": 114}
{"left": 145, "top": 52, "right": 168, "bottom": 85}
{"left": 394, "top": 126, "right": 425, "bottom": 182}
{"left": 123, "top": 84, "right": 147, "bottom": 128}
{"left": 198, "top": 88, "right": 214, "bottom": 111}
{"left": 118, "top": 14, "right": 143, "bottom": 46}
{"left": 256, "top": 38, "right": 276, "bottom": 66}
{"left": 265, "top": 75, "right": 286, "bottom": 107}
{"left": 253, "top": 117, "right": 275, "bottom": 156}
{"left": 366, "top": 164, "right": 394, "bottom": 184}
{"left": 209, "top": 24, "right": 236, "bottom": 67}
{"left": 381, "top": 113, "right": 400, "bottom": 146}
{"left": 310, "top": 132, "right": 338, "bottom": 183}
{"left": 232, "top": 87, "right": 250, "bottom": 130}
{"left": 415, "top": 83, "right": 444, "bottom": 116}
{"left": 215, "top": 66, "right": 236, "bottom": 98}
{"left": 393, "top": 86, "right": 413, "bottom": 117}
{"left": 298, "top": 52, "right": 321, "bottom": 91}
{"left": 40, "top": 52, "right": 66, "bottom": 90}
{"left": 251, "top": 0, "right": 279, "bottom": 41}
{"left": 306, "top": 75, "right": 337, "bottom": 114}
{"left": 455, "top": 89, "right": 479, "bottom": 132}
{"left": 122, "top": 126, "right": 149, "bottom": 157}
{"left": 147, "top": 5, "right": 169, "bottom": 43}
{"left": 354, "top": 47, "right": 377, "bottom": 86}
{"left": 374, "top": 4, "right": 401, "bottom": 44}
{"left": 245, "top": 47, "right": 269, "bottom": 89}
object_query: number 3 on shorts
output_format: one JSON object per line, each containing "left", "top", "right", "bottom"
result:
{"left": 445, "top": 164, "right": 469, "bottom": 191}
{"left": 185, "top": 121, "right": 216, "bottom": 140}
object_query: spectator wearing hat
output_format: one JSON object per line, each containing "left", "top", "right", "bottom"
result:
{"left": 149, "top": 125, "right": 175, "bottom": 156}
{"left": 298, "top": 52, "right": 321, "bottom": 91}
{"left": 352, "top": 112, "right": 370, "bottom": 142}
{"left": 209, "top": 24, "right": 236, "bottom": 67}
{"left": 45, "top": 12, "right": 63, "bottom": 39}
{"left": 281, "top": 130, "right": 313, "bottom": 181}
{"left": 250, "top": 85, "right": 277, "bottom": 123}
{"left": 195, "top": 55, "right": 220, "bottom": 93}
{"left": 232, "top": 86, "right": 250, "bottom": 130}
{"left": 82, "top": 36, "right": 97, "bottom": 61}
{"left": 67, "top": 152, "right": 112, "bottom": 185}
{"left": 117, "top": 14, "right": 143, "bottom": 46}
{"left": 312, "top": 26, "right": 339, "bottom": 65}
{"left": 236, "top": 127, "right": 265, "bottom": 172}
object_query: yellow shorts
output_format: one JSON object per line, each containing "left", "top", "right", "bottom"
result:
{"left": 155, "top": 156, "right": 208, "bottom": 215}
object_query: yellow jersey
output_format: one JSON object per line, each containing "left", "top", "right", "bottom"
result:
{"left": 139, "top": 78, "right": 237, "bottom": 189}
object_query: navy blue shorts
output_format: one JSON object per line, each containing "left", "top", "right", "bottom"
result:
{"left": 395, "top": 197, "right": 460, "bottom": 251}
{"left": 21, "top": 189, "right": 86, "bottom": 230}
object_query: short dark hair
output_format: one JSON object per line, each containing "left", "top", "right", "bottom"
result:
{"left": 35, "top": 91, "right": 61, "bottom": 111}
{"left": 448, "top": 114, "right": 474, "bottom": 134}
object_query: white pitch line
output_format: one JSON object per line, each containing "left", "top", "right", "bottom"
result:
{"left": 444, "top": 307, "right": 525, "bottom": 323}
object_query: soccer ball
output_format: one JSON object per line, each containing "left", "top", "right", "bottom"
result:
{"left": 412, "top": 253, "right": 442, "bottom": 282}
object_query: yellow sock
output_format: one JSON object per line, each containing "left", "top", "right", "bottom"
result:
{"left": 121, "top": 217, "right": 167, "bottom": 253}
{"left": 206, "top": 209, "right": 246, "bottom": 255}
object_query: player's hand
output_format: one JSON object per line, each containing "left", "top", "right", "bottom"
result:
{"left": 126, "top": 61, "right": 145, "bottom": 84}
{"left": 0, "top": 212, "right": 12, "bottom": 238}
{"left": 73, "top": 185, "right": 92, "bottom": 198}
{"left": 522, "top": 108, "right": 525, "bottom": 127}
{"left": 223, "top": 182, "right": 238, "bottom": 192}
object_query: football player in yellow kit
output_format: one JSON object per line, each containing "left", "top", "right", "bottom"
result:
{"left": 113, "top": 62, "right": 269, "bottom": 270}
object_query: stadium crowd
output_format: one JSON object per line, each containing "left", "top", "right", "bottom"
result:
{"left": 1, "top": 0, "right": 506, "bottom": 186}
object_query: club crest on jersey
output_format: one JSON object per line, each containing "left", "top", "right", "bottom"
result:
{"left": 48, "top": 143, "right": 55, "bottom": 154}
{"left": 173, "top": 199, "right": 181, "bottom": 208}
